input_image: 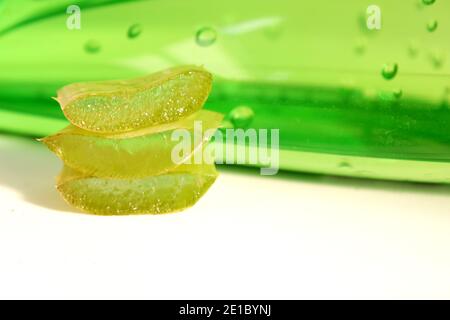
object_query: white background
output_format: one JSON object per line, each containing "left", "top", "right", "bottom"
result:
{"left": 1, "top": 134, "right": 450, "bottom": 299}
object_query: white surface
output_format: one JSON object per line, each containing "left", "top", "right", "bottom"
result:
{"left": 0, "top": 134, "right": 450, "bottom": 300}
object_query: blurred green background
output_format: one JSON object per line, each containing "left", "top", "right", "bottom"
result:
{"left": 0, "top": 0, "right": 449, "bottom": 182}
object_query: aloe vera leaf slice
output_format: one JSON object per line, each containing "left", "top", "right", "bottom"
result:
{"left": 56, "top": 65, "right": 213, "bottom": 133}
{"left": 57, "top": 164, "right": 218, "bottom": 215}
{"left": 41, "top": 110, "right": 223, "bottom": 179}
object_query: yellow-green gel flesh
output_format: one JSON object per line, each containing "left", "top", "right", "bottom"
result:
{"left": 57, "top": 65, "right": 212, "bottom": 133}
{"left": 57, "top": 164, "right": 218, "bottom": 215}
{"left": 42, "top": 110, "right": 223, "bottom": 179}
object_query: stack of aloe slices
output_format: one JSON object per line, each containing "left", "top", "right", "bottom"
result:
{"left": 41, "top": 66, "right": 223, "bottom": 215}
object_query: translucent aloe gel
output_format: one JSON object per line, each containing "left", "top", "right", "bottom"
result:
{"left": 42, "top": 66, "right": 221, "bottom": 215}
{"left": 0, "top": 0, "right": 449, "bottom": 183}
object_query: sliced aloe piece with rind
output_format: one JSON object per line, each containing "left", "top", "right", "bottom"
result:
{"left": 57, "top": 65, "right": 213, "bottom": 133}
{"left": 41, "top": 110, "right": 223, "bottom": 179}
{"left": 57, "top": 164, "right": 218, "bottom": 215}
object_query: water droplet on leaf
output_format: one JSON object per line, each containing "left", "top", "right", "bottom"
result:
{"left": 228, "top": 105, "right": 255, "bottom": 128}
{"left": 427, "top": 19, "right": 438, "bottom": 32}
{"left": 84, "top": 40, "right": 101, "bottom": 54}
{"left": 393, "top": 89, "right": 403, "bottom": 99}
{"left": 195, "top": 27, "right": 217, "bottom": 47}
{"left": 429, "top": 49, "right": 445, "bottom": 69}
{"left": 381, "top": 63, "right": 398, "bottom": 80}
{"left": 128, "top": 24, "right": 142, "bottom": 39}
